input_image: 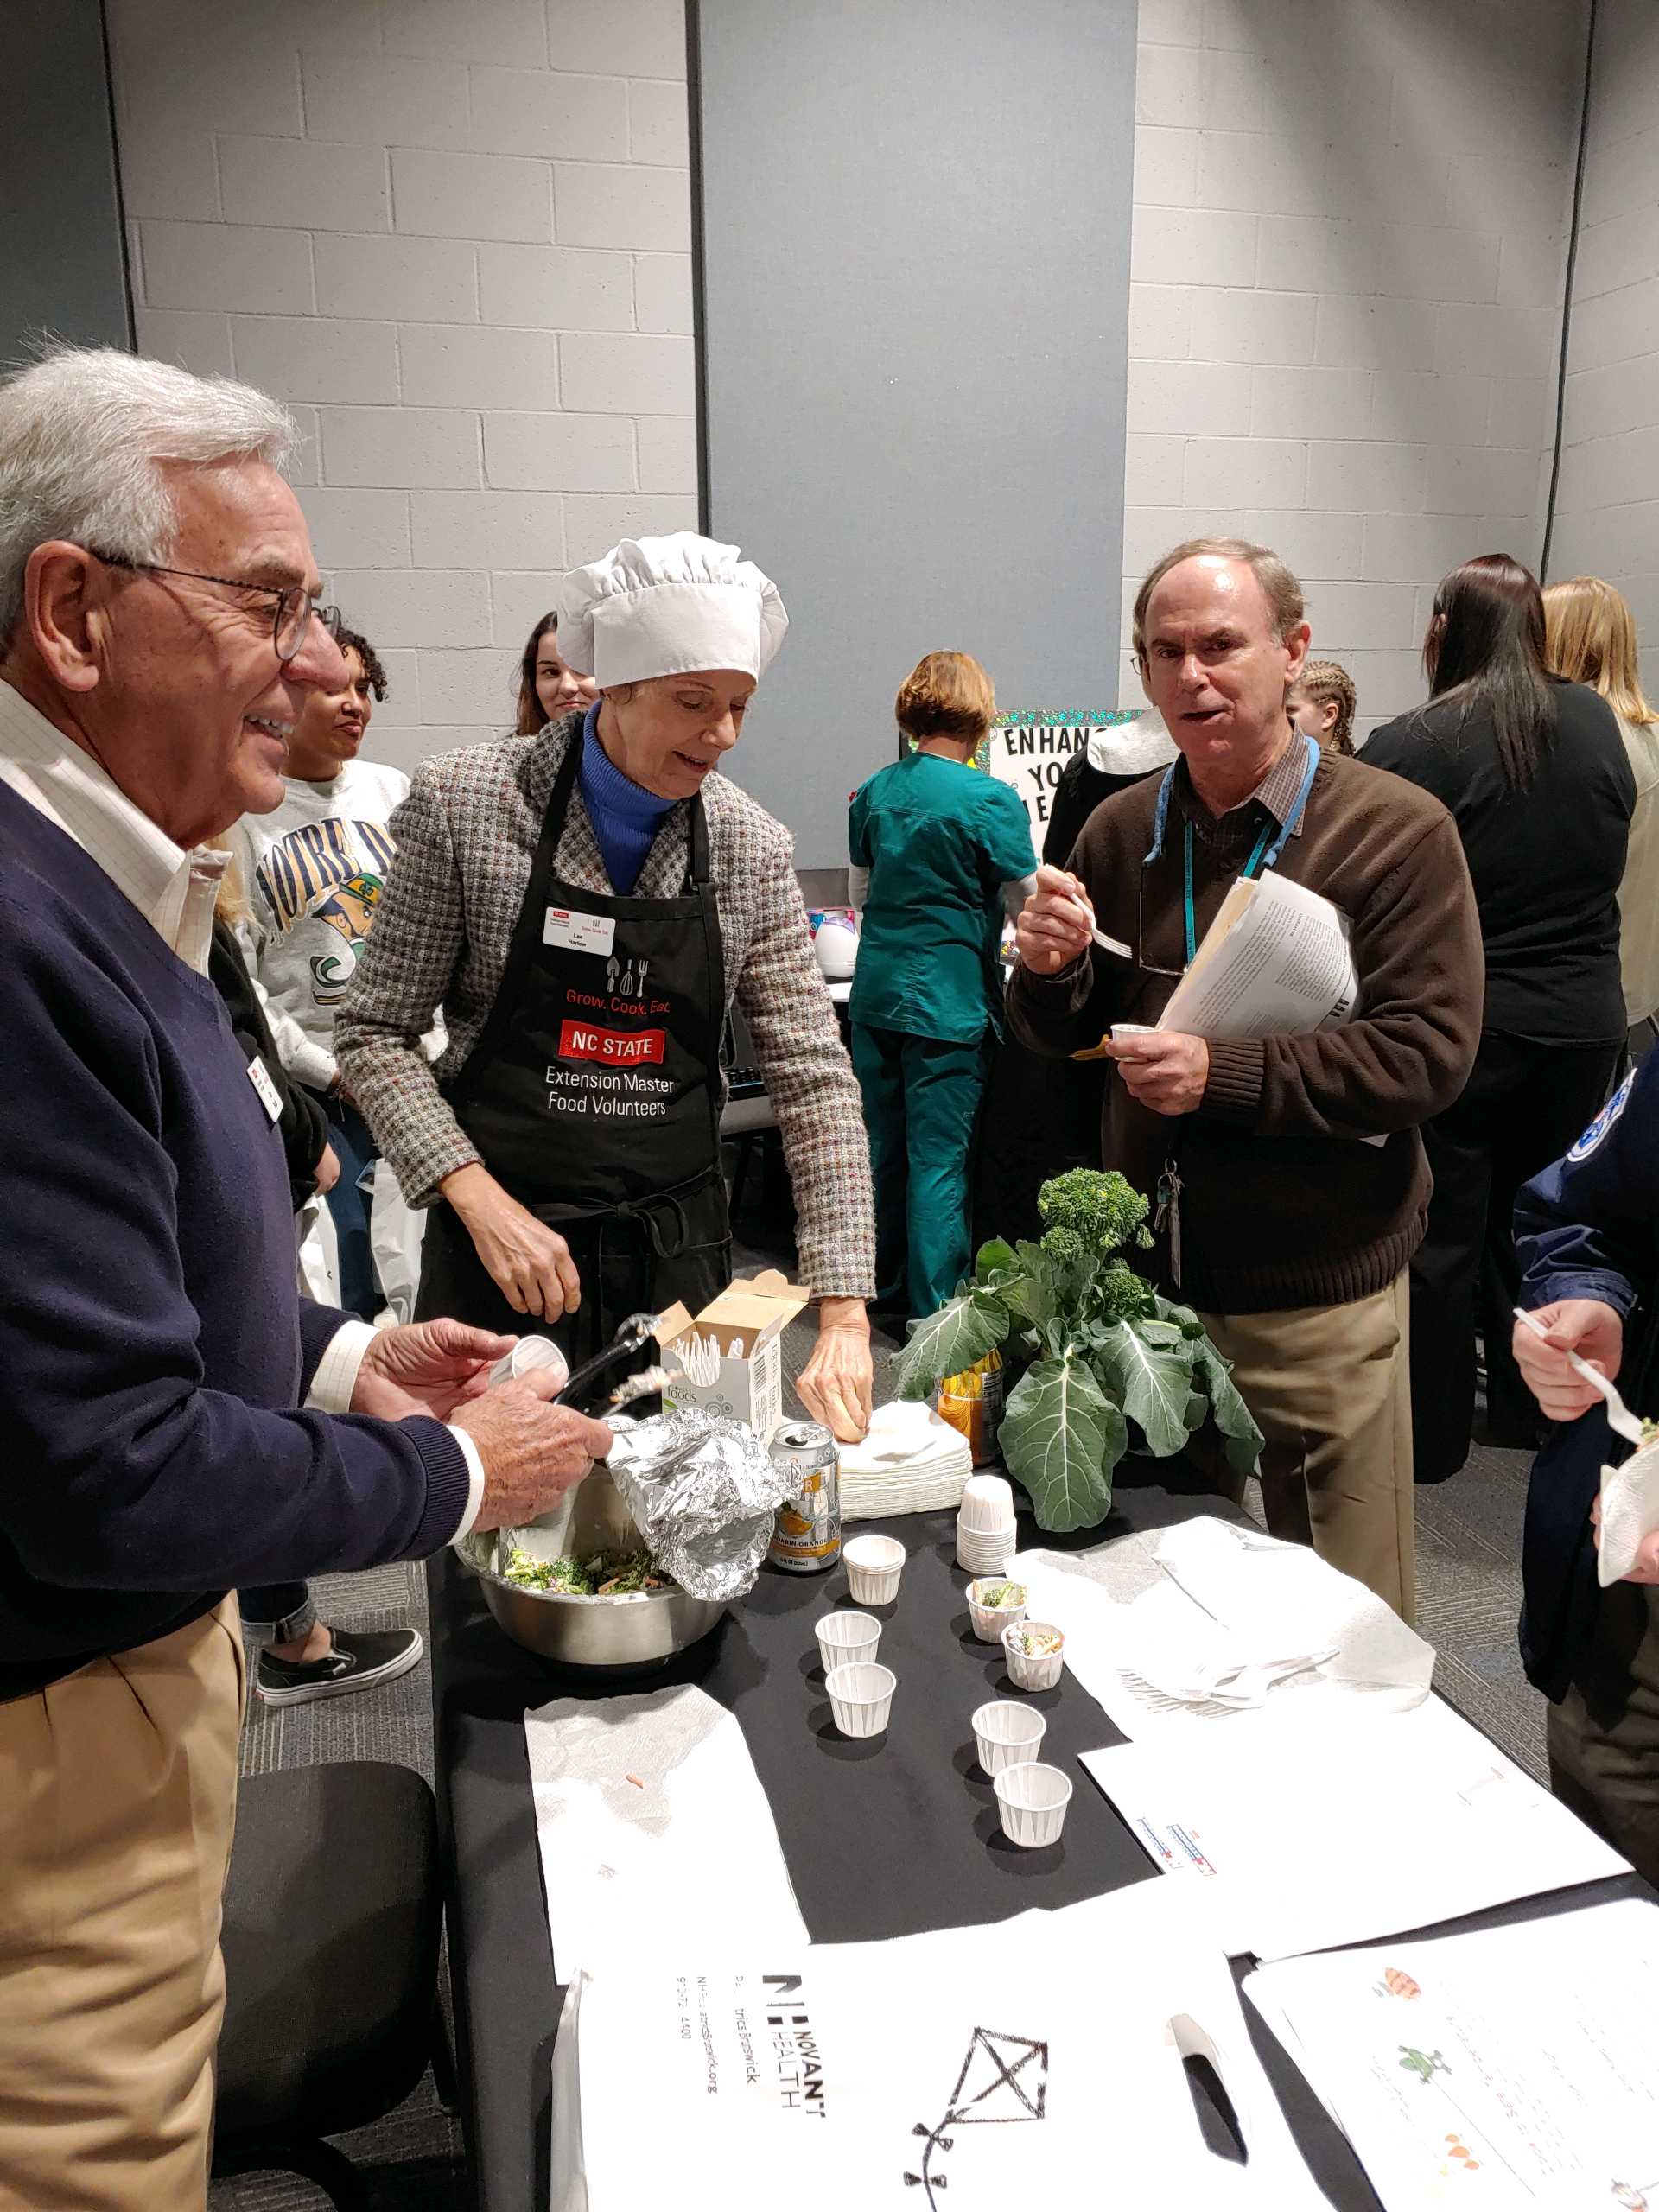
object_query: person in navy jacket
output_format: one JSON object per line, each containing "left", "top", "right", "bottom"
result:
{"left": 1512, "top": 1052, "right": 1659, "bottom": 1885}
{"left": 0, "top": 346, "right": 612, "bottom": 2211}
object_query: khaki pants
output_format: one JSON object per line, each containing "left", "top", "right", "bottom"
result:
{"left": 1188, "top": 1274, "right": 1416, "bottom": 1623}
{"left": 1548, "top": 1580, "right": 1659, "bottom": 1889}
{"left": 0, "top": 1600, "right": 245, "bottom": 2212}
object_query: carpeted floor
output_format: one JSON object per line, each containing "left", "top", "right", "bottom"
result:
{"left": 213, "top": 1202, "right": 1548, "bottom": 2208}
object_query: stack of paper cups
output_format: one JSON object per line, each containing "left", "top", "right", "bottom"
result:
{"left": 956, "top": 1473, "right": 1016, "bottom": 1575}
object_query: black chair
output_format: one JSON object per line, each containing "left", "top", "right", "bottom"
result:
{"left": 213, "top": 1760, "right": 454, "bottom": 2210}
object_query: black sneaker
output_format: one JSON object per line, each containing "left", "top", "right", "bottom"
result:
{"left": 256, "top": 1626, "right": 424, "bottom": 1707}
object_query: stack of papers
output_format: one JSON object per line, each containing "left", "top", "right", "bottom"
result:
{"left": 837, "top": 1398, "right": 972, "bottom": 1520}
{"left": 1161, "top": 869, "right": 1357, "bottom": 1039}
{"left": 1079, "top": 1694, "right": 1629, "bottom": 1961}
{"left": 555, "top": 1882, "right": 1331, "bottom": 2212}
{"left": 1246, "top": 1898, "right": 1659, "bottom": 2209}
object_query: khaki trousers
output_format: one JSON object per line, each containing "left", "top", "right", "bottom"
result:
{"left": 1187, "top": 1274, "right": 1416, "bottom": 1624}
{"left": 0, "top": 1600, "right": 245, "bottom": 2212}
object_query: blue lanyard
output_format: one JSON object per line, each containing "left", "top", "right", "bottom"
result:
{"left": 1142, "top": 731, "right": 1322, "bottom": 967}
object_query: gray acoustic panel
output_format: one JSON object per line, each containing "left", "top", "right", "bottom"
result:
{"left": 0, "top": 0, "right": 132, "bottom": 367}
{"left": 694, "top": 0, "right": 1137, "bottom": 866}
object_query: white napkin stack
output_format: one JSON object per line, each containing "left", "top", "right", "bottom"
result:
{"left": 837, "top": 1399, "right": 972, "bottom": 1520}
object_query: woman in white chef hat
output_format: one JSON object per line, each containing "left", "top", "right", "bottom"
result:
{"left": 336, "top": 533, "right": 875, "bottom": 1440}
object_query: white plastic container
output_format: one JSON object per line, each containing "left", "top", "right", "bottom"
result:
{"left": 1002, "top": 1621, "right": 1065, "bottom": 1692}
{"left": 815, "top": 1611, "right": 881, "bottom": 1674}
{"left": 843, "top": 1535, "right": 905, "bottom": 1606}
{"left": 825, "top": 1661, "right": 896, "bottom": 1738}
{"left": 994, "top": 1761, "right": 1073, "bottom": 1847}
{"left": 971, "top": 1700, "right": 1046, "bottom": 1777}
{"left": 967, "top": 1577, "right": 1027, "bottom": 1643}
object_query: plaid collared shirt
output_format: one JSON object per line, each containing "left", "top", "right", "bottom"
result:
{"left": 1174, "top": 726, "right": 1312, "bottom": 857}
{"left": 335, "top": 718, "right": 876, "bottom": 1300}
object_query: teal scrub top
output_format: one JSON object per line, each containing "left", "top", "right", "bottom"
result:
{"left": 848, "top": 751, "right": 1039, "bottom": 1044}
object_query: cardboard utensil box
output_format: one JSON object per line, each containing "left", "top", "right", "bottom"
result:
{"left": 656, "top": 1270, "right": 810, "bottom": 1440}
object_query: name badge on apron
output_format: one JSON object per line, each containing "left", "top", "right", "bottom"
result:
{"left": 247, "top": 1054, "right": 283, "bottom": 1124}
{"left": 544, "top": 906, "right": 615, "bottom": 957}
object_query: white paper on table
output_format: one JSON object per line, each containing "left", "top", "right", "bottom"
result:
{"left": 1599, "top": 1436, "right": 1659, "bottom": 1584}
{"left": 1014, "top": 1516, "right": 1433, "bottom": 1744}
{"left": 524, "top": 1684, "right": 808, "bottom": 1982}
{"left": 559, "top": 1881, "right": 1330, "bottom": 2212}
{"left": 1078, "top": 1693, "right": 1628, "bottom": 1961}
{"left": 1244, "top": 1897, "right": 1659, "bottom": 2209}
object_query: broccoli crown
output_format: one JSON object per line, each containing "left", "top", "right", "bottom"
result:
{"left": 1039, "top": 1225, "right": 1086, "bottom": 1267}
{"left": 1096, "top": 1258, "right": 1157, "bottom": 1322}
{"left": 1038, "top": 1168, "right": 1153, "bottom": 1255}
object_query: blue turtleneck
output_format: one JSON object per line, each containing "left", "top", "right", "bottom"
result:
{"left": 576, "top": 702, "right": 676, "bottom": 894}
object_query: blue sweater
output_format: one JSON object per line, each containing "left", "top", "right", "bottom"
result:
{"left": 0, "top": 784, "right": 469, "bottom": 1699}
{"left": 577, "top": 707, "right": 675, "bottom": 894}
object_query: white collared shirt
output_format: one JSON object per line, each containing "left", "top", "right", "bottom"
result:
{"left": 0, "top": 676, "right": 486, "bottom": 1533}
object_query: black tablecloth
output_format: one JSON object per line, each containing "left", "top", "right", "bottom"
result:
{"left": 427, "top": 1472, "right": 1646, "bottom": 2212}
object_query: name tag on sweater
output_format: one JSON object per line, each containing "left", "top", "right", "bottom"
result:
{"left": 544, "top": 906, "right": 614, "bottom": 957}
{"left": 247, "top": 1055, "right": 283, "bottom": 1124}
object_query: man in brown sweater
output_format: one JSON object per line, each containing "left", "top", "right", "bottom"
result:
{"left": 1008, "top": 538, "right": 1483, "bottom": 1618}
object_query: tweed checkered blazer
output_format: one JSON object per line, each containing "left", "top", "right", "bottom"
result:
{"left": 335, "top": 717, "right": 876, "bottom": 1299}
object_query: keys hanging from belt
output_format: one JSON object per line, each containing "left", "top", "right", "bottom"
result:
{"left": 1154, "top": 1156, "right": 1184, "bottom": 1289}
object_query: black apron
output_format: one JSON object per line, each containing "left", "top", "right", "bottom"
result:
{"left": 416, "top": 737, "right": 733, "bottom": 1366}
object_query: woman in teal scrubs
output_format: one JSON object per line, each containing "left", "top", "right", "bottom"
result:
{"left": 849, "top": 653, "right": 1039, "bottom": 1317}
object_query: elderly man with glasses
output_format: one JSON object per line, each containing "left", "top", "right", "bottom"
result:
{"left": 0, "top": 346, "right": 613, "bottom": 2211}
{"left": 1009, "top": 537, "right": 1484, "bottom": 1624}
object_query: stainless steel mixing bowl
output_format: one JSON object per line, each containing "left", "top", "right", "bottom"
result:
{"left": 457, "top": 1465, "right": 728, "bottom": 1670}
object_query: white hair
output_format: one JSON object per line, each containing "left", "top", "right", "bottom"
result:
{"left": 0, "top": 345, "right": 299, "bottom": 643}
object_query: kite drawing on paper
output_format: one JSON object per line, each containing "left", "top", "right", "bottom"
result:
{"left": 903, "top": 2026, "right": 1048, "bottom": 2206}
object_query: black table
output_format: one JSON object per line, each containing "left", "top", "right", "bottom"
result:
{"left": 428, "top": 1470, "right": 1646, "bottom": 2212}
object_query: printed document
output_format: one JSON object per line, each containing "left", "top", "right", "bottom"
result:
{"left": 1079, "top": 1694, "right": 1628, "bottom": 1960}
{"left": 1245, "top": 1897, "right": 1659, "bottom": 2209}
{"left": 1160, "top": 869, "right": 1357, "bottom": 1039}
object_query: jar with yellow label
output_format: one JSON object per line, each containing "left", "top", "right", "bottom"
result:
{"left": 936, "top": 1347, "right": 1005, "bottom": 1467}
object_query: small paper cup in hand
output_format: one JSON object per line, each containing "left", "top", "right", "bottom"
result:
{"left": 816, "top": 1611, "right": 881, "bottom": 1674}
{"left": 489, "top": 1336, "right": 569, "bottom": 1392}
{"left": 994, "top": 1761, "right": 1073, "bottom": 1847}
{"left": 844, "top": 1535, "right": 905, "bottom": 1606}
{"left": 825, "top": 1661, "right": 896, "bottom": 1738}
{"left": 972, "top": 1700, "right": 1046, "bottom": 1777}
{"left": 1002, "top": 1621, "right": 1065, "bottom": 1691}
{"left": 968, "top": 1578, "right": 1027, "bottom": 1642}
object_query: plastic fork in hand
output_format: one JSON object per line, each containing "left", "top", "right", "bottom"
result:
{"left": 1513, "top": 1306, "right": 1647, "bottom": 1448}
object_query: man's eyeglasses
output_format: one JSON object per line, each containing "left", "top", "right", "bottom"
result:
{"left": 89, "top": 553, "right": 325, "bottom": 662}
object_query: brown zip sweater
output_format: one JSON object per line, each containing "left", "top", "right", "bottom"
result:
{"left": 1005, "top": 746, "right": 1484, "bottom": 1313}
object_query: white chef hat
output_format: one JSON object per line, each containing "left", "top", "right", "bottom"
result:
{"left": 556, "top": 532, "right": 788, "bottom": 690}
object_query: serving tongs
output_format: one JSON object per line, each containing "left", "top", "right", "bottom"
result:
{"left": 1513, "top": 1305, "right": 1647, "bottom": 1447}
{"left": 552, "top": 1310, "right": 663, "bottom": 1413}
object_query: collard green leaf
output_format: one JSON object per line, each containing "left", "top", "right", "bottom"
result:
{"left": 976, "top": 1238, "right": 1017, "bottom": 1282}
{"left": 1191, "top": 1338, "right": 1265, "bottom": 1475}
{"left": 892, "top": 1291, "right": 1009, "bottom": 1401}
{"left": 1090, "top": 1319, "right": 1198, "bottom": 1458}
{"left": 1001, "top": 1351, "right": 1126, "bottom": 1533}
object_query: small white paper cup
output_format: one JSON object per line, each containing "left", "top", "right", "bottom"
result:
{"left": 956, "top": 1518, "right": 1016, "bottom": 1575}
{"left": 843, "top": 1535, "right": 905, "bottom": 1606}
{"left": 816, "top": 1611, "right": 881, "bottom": 1673}
{"left": 968, "top": 1578, "right": 1027, "bottom": 1642}
{"left": 825, "top": 1661, "right": 896, "bottom": 1738}
{"left": 971, "top": 1700, "right": 1046, "bottom": 1777}
{"left": 994, "top": 1761, "right": 1073, "bottom": 1847}
{"left": 1110, "top": 1023, "right": 1157, "bottom": 1040}
{"left": 489, "top": 1336, "right": 570, "bottom": 1392}
{"left": 1002, "top": 1622, "right": 1065, "bottom": 1691}
{"left": 959, "top": 1475, "right": 1015, "bottom": 1532}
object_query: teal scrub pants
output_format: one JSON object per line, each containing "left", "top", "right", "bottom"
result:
{"left": 851, "top": 1021, "right": 988, "bottom": 1320}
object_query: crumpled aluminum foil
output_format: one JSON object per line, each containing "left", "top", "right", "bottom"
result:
{"left": 601, "top": 1408, "right": 792, "bottom": 1601}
